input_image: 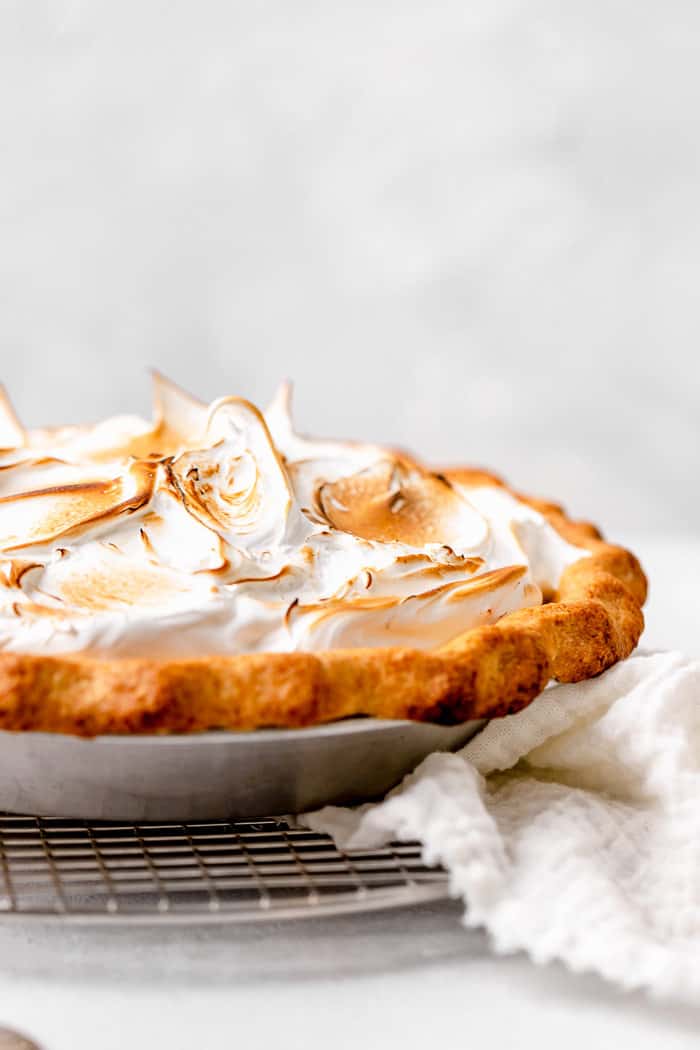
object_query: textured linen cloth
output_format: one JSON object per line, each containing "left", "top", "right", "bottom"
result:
{"left": 303, "top": 650, "right": 700, "bottom": 1002}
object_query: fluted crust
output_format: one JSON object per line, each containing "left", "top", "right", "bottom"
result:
{"left": 0, "top": 476, "right": 646, "bottom": 736}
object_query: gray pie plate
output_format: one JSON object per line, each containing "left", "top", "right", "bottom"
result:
{"left": 0, "top": 718, "right": 485, "bottom": 822}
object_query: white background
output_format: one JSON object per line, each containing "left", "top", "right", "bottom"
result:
{"left": 1, "top": 1, "right": 698, "bottom": 534}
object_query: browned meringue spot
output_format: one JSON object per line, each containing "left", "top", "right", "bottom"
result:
{"left": 397, "top": 563, "right": 473, "bottom": 585}
{"left": 106, "top": 421, "right": 201, "bottom": 462}
{"left": 317, "top": 459, "right": 480, "bottom": 547}
{"left": 143, "top": 511, "right": 163, "bottom": 525}
{"left": 286, "top": 592, "right": 400, "bottom": 629}
{"left": 139, "top": 528, "right": 157, "bottom": 560}
{"left": 440, "top": 467, "right": 505, "bottom": 489}
{"left": 0, "top": 559, "right": 43, "bottom": 588}
{"left": 393, "top": 552, "right": 485, "bottom": 575}
{"left": 56, "top": 566, "right": 188, "bottom": 611}
{"left": 227, "top": 564, "right": 295, "bottom": 587}
{"left": 193, "top": 557, "right": 232, "bottom": 578}
{"left": 11, "top": 600, "right": 71, "bottom": 620}
{"left": 298, "top": 544, "right": 315, "bottom": 565}
{"left": 0, "top": 463, "right": 155, "bottom": 553}
{"left": 441, "top": 564, "right": 528, "bottom": 603}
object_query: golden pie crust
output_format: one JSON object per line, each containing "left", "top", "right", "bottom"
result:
{"left": 0, "top": 470, "right": 646, "bottom": 737}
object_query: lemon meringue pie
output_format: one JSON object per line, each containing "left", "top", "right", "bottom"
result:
{"left": 0, "top": 374, "right": 646, "bottom": 736}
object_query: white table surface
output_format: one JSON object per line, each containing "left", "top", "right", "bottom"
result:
{"left": 0, "top": 533, "right": 698, "bottom": 1050}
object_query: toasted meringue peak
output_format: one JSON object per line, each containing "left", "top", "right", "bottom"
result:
{"left": 0, "top": 376, "right": 588, "bottom": 658}
{"left": 265, "top": 382, "right": 386, "bottom": 475}
{"left": 0, "top": 386, "right": 25, "bottom": 450}
{"left": 172, "top": 397, "right": 308, "bottom": 550}
{"left": 151, "top": 370, "right": 208, "bottom": 452}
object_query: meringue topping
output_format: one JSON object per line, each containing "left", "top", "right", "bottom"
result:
{"left": 317, "top": 459, "right": 487, "bottom": 548}
{"left": 0, "top": 375, "right": 588, "bottom": 658}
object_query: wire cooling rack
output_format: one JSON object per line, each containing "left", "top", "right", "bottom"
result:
{"left": 0, "top": 814, "right": 449, "bottom": 923}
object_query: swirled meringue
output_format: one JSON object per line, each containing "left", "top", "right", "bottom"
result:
{"left": 0, "top": 374, "right": 588, "bottom": 658}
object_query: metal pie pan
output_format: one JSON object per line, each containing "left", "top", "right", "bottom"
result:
{"left": 0, "top": 718, "right": 485, "bottom": 822}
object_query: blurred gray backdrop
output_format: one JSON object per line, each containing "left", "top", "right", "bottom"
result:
{"left": 0, "top": 1, "right": 698, "bottom": 534}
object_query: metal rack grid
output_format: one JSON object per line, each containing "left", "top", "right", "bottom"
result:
{"left": 0, "top": 814, "right": 448, "bottom": 923}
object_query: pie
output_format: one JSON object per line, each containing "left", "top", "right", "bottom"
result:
{"left": 0, "top": 374, "right": 646, "bottom": 735}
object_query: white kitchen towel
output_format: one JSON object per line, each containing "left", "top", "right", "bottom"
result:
{"left": 303, "top": 650, "right": 700, "bottom": 1002}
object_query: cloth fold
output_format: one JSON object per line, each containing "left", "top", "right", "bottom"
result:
{"left": 303, "top": 651, "right": 700, "bottom": 1002}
